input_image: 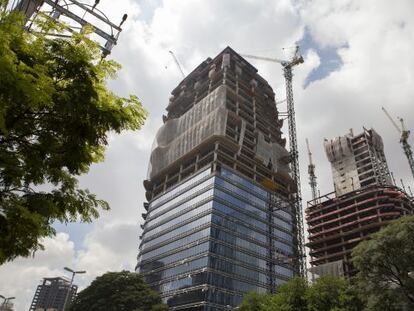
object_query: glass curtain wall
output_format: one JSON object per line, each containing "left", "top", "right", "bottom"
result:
{"left": 137, "top": 167, "right": 295, "bottom": 310}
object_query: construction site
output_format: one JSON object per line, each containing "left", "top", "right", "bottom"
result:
{"left": 137, "top": 46, "right": 308, "bottom": 309}
{"left": 6, "top": 1, "right": 414, "bottom": 309}
{"left": 307, "top": 127, "right": 414, "bottom": 278}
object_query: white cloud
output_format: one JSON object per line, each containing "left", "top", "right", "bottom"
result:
{"left": 0, "top": 233, "right": 75, "bottom": 311}
{"left": 2, "top": 0, "right": 414, "bottom": 309}
{"left": 294, "top": 0, "right": 414, "bottom": 201}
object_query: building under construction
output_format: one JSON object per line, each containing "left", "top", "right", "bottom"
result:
{"left": 307, "top": 128, "right": 414, "bottom": 278}
{"left": 29, "top": 277, "right": 77, "bottom": 311}
{"left": 136, "top": 47, "right": 302, "bottom": 310}
{"left": 324, "top": 127, "right": 392, "bottom": 197}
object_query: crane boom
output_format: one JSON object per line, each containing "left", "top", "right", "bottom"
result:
{"left": 382, "top": 107, "right": 401, "bottom": 133}
{"left": 243, "top": 47, "right": 306, "bottom": 278}
{"left": 169, "top": 50, "right": 185, "bottom": 78}
{"left": 382, "top": 107, "right": 414, "bottom": 179}
{"left": 241, "top": 54, "right": 285, "bottom": 65}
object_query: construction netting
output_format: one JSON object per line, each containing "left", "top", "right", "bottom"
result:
{"left": 324, "top": 135, "right": 352, "bottom": 163}
{"left": 255, "top": 132, "right": 291, "bottom": 175}
{"left": 309, "top": 260, "right": 345, "bottom": 278}
{"left": 147, "top": 85, "right": 228, "bottom": 179}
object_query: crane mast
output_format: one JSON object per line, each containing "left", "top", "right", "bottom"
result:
{"left": 382, "top": 107, "right": 414, "bottom": 179}
{"left": 306, "top": 138, "right": 318, "bottom": 201}
{"left": 242, "top": 47, "right": 306, "bottom": 277}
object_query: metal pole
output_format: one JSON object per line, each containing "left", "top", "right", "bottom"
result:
{"left": 62, "top": 267, "right": 85, "bottom": 311}
{"left": 62, "top": 271, "right": 74, "bottom": 311}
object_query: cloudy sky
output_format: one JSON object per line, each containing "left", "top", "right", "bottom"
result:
{"left": 2, "top": 0, "right": 414, "bottom": 309}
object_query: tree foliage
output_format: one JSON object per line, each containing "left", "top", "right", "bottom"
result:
{"left": 306, "top": 276, "right": 362, "bottom": 311}
{"left": 239, "top": 276, "right": 362, "bottom": 311}
{"left": 0, "top": 2, "right": 146, "bottom": 263}
{"left": 352, "top": 215, "right": 414, "bottom": 310}
{"left": 238, "top": 291, "right": 271, "bottom": 311}
{"left": 69, "top": 271, "right": 167, "bottom": 311}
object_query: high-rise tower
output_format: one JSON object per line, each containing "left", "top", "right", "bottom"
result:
{"left": 136, "top": 47, "right": 301, "bottom": 310}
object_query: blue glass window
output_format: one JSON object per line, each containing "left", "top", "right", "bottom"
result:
{"left": 273, "top": 240, "right": 293, "bottom": 255}
{"left": 140, "top": 242, "right": 209, "bottom": 272}
{"left": 274, "top": 209, "right": 293, "bottom": 222}
{"left": 150, "top": 167, "right": 211, "bottom": 208}
{"left": 141, "top": 227, "right": 210, "bottom": 261}
{"left": 215, "top": 179, "right": 267, "bottom": 208}
{"left": 148, "top": 177, "right": 214, "bottom": 217}
{"left": 211, "top": 214, "right": 267, "bottom": 244}
{"left": 212, "top": 201, "right": 267, "bottom": 231}
{"left": 144, "top": 204, "right": 212, "bottom": 239}
{"left": 272, "top": 227, "right": 293, "bottom": 243}
{"left": 147, "top": 189, "right": 214, "bottom": 227}
{"left": 273, "top": 217, "right": 293, "bottom": 231}
{"left": 207, "top": 272, "right": 268, "bottom": 293}
{"left": 209, "top": 257, "right": 268, "bottom": 284}
{"left": 210, "top": 242, "right": 268, "bottom": 271}
{"left": 214, "top": 189, "right": 267, "bottom": 219}
{"left": 145, "top": 256, "right": 209, "bottom": 284}
{"left": 275, "top": 265, "right": 294, "bottom": 278}
{"left": 162, "top": 289, "right": 206, "bottom": 306}
{"left": 220, "top": 168, "right": 268, "bottom": 198}
{"left": 211, "top": 227, "right": 267, "bottom": 254}
{"left": 157, "top": 271, "right": 208, "bottom": 293}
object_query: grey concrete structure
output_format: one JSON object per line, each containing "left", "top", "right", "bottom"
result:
{"left": 324, "top": 127, "right": 392, "bottom": 197}
{"left": 29, "top": 277, "right": 77, "bottom": 311}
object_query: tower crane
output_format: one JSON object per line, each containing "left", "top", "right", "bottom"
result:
{"left": 382, "top": 107, "right": 414, "bottom": 179}
{"left": 169, "top": 50, "right": 185, "bottom": 78}
{"left": 306, "top": 138, "right": 318, "bottom": 202}
{"left": 242, "top": 47, "right": 306, "bottom": 277}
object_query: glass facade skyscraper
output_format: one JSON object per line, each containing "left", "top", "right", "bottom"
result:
{"left": 137, "top": 47, "right": 299, "bottom": 310}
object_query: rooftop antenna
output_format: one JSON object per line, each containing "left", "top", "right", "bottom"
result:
{"left": 382, "top": 107, "right": 414, "bottom": 179}
{"left": 241, "top": 46, "right": 306, "bottom": 277}
{"left": 12, "top": 0, "right": 127, "bottom": 57}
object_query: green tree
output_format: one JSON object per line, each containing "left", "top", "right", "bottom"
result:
{"left": 268, "top": 277, "right": 308, "bottom": 311}
{"left": 0, "top": 2, "right": 146, "bottom": 263}
{"left": 352, "top": 215, "right": 414, "bottom": 310}
{"left": 306, "top": 276, "right": 362, "bottom": 311}
{"left": 238, "top": 292, "right": 271, "bottom": 311}
{"left": 69, "top": 271, "right": 167, "bottom": 311}
{"left": 239, "top": 276, "right": 362, "bottom": 311}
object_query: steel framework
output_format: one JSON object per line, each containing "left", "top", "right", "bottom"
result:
{"left": 284, "top": 64, "right": 306, "bottom": 277}
{"left": 12, "top": 0, "right": 127, "bottom": 57}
